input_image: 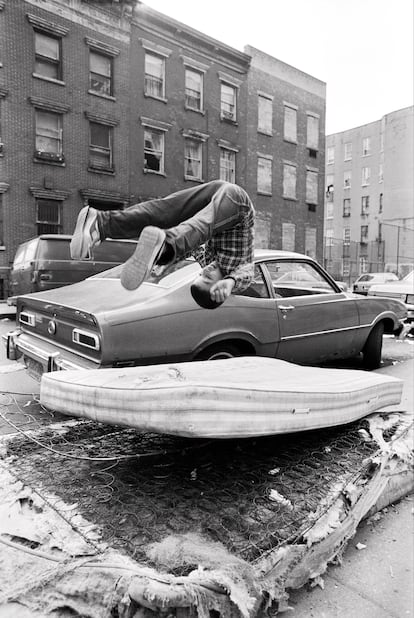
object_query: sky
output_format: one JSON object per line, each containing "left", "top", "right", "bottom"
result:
{"left": 143, "top": 0, "right": 413, "bottom": 134}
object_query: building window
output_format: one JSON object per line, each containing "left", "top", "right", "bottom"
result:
{"left": 359, "top": 257, "right": 368, "bottom": 272}
{"left": 144, "top": 128, "right": 164, "bottom": 173}
{"left": 361, "top": 195, "right": 370, "bottom": 215}
{"left": 284, "top": 105, "right": 297, "bottom": 142}
{"left": 327, "top": 146, "right": 335, "bottom": 164}
{"left": 361, "top": 166, "right": 370, "bottom": 186}
{"left": 34, "top": 31, "right": 62, "bottom": 80}
{"left": 379, "top": 192, "right": 383, "bottom": 213}
{"left": 306, "top": 114, "right": 319, "bottom": 150}
{"left": 326, "top": 202, "right": 334, "bottom": 219}
{"left": 343, "top": 198, "right": 351, "bottom": 217}
{"left": 185, "top": 68, "right": 203, "bottom": 111}
{"left": 220, "top": 148, "right": 236, "bottom": 183}
{"left": 305, "top": 227, "right": 317, "bottom": 258}
{"left": 257, "top": 156, "right": 272, "bottom": 194}
{"left": 360, "top": 225, "right": 369, "bottom": 243}
{"left": 184, "top": 138, "right": 202, "bottom": 180}
{"left": 144, "top": 52, "right": 165, "bottom": 99}
{"left": 282, "top": 223, "right": 296, "bottom": 251}
{"left": 89, "top": 122, "right": 112, "bottom": 171}
{"left": 306, "top": 170, "right": 318, "bottom": 204}
{"left": 220, "top": 83, "right": 237, "bottom": 122}
{"left": 35, "top": 110, "right": 63, "bottom": 162}
{"left": 344, "top": 142, "right": 352, "bottom": 161}
{"left": 36, "top": 198, "right": 61, "bottom": 234}
{"left": 343, "top": 228, "right": 351, "bottom": 257}
{"left": 325, "top": 228, "right": 334, "bottom": 247}
{"left": 379, "top": 162, "right": 383, "bottom": 183}
{"left": 326, "top": 173, "right": 334, "bottom": 201}
{"left": 258, "top": 95, "right": 272, "bottom": 134}
{"left": 283, "top": 163, "right": 296, "bottom": 199}
{"left": 378, "top": 222, "right": 383, "bottom": 242}
{"left": 344, "top": 170, "right": 351, "bottom": 188}
{"left": 89, "top": 50, "right": 113, "bottom": 96}
{"left": 362, "top": 137, "right": 371, "bottom": 156}
{"left": 0, "top": 195, "right": 3, "bottom": 246}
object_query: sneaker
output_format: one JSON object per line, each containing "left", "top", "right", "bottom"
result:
{"left": 70, "top": 207, "right": 101, "bottom": 260}
{"left": 121, "top": 226, "right": 166, "bottom": 290}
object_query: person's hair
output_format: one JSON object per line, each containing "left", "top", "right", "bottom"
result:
{"left": 190, "top": 281, "right": 223, "bottom": 310}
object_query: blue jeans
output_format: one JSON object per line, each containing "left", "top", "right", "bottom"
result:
{"left": 100, "top": 180, "right": 253, "bottom": 260}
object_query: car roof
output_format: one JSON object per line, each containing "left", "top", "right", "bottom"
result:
{"left": 254, "top": 249, "right": 314, "bottom": 261}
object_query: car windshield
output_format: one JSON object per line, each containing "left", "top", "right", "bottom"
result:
{"left": 403, "top": 271, "right": 414, "bottom": 283}
{"left": 95, "top": 258, "right": 199, "bottom": 287}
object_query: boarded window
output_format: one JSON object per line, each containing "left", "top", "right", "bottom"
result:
{"left": 284, "top": 106, "right": 297, "bottom": 142}
{"left": 257, "top": 157, "right": 272, "bottom": 194}
{"left": 283, "top": 163, "right": 296, "bottom": 199}
{"left": 306, "top": 170, "right": 318, "bottom": 204}
{"left": 282, "top": 222, "right": 296, "bottom": 251}
{"left": 306, "top": 115, "right": 319, "bottom": 149}
{"left": 305, "top": 227, "right": 317, "bottom": 258}
{"left": 258, "top": 95, "right": 272, "bottom": 133}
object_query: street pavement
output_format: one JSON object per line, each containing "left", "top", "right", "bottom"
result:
{"left": 0, "top": 316, "right": 413, "bottom": 616}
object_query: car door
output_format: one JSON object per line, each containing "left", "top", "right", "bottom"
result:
{"left": 263, "top": 259, "right": 360, "bottom": 364}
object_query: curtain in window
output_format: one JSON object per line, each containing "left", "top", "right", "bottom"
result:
{"left": 185, "top": 140, "right": 201, "bottom": 178}
{"left": 185, "top": 70, "right": 202, "bottom": 109}
{"left": 90, "top": 51, "right": 111, "bottom": 95}
{"left": 145, "top": 54, "right": 163, "bottom": 97}
{"left": 144, "top": 129, "right": 163, "bottom": 172}
{"left": 35, "top": 111, "right": 61, "bottom": 153}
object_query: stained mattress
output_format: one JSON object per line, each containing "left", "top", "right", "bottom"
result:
{"left": 39, "top": 357, "right": 403, "bottom": 438}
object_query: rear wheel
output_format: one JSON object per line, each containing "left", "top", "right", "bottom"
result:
{"left": 362, "top": 322, "right": 384, "bottom": 369}
{"left": 196, "top": 343, "right": 242, "bottom": 361}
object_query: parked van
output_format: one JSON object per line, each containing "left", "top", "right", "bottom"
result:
{"left": 9, "top": 234, "right": 137, "bottom": 299}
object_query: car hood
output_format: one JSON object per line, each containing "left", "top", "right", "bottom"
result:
{"left": 16, "top": 276, "right": 172, "bottom": 315}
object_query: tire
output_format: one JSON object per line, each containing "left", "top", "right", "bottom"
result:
{"left": 362, "top": 322, "right": 384, "bottom": 369}
{"left": 196, "top": 343, "right": 242, "bottom": 361}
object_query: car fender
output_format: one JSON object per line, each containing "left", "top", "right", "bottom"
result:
{"left": 191, "top": 329, "right": 271, "bottom": 359}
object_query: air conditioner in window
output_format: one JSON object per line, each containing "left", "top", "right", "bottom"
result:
{"left": 222, "top": 110, "right": 235, "bottom": 121}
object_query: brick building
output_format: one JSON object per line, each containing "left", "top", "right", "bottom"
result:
{"left": 0, "top": 0, "right": 326, "bottom": 298}
{"left": 324, "top": 106, "right": 414, "bottom": 283}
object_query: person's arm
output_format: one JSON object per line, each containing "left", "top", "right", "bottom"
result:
{"left": 225, "top": 262, "right": 254, "bottom": 293}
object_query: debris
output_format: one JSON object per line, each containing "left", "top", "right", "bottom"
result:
{"left": 355, "top": 542, "right": 367, "bottom": 550}
{"left": 268, "top": 468, "right": 280, "bottom": 476}
{"left": 268, "top": 490, "right": 293, "bottom": 510}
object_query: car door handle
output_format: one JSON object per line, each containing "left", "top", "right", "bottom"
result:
{"left": 279, "top": 304, "right": 295, "bottom": 311}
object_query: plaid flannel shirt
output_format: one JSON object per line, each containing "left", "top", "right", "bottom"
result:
{"left": 192, "top": 202, "right": 255, "bottom": 293}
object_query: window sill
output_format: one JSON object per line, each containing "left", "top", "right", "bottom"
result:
{"left": 144, "top": 93, "right": 168, "bottom": 104}
{"left": 0, "top": 246, "right": 5, "bottom": 251}
{"left": 34, "top": 158, "right": 65, "bottom": 167}
{"left": 257, "top": 190, "right": 272, "bottom": 197}
{"left": 284, "top": 138, "right": 297, "bottom": 145}
{"left": 184, "top": 105, "right": 205, "bottom": 115}
{"left": 88, "top": 90, "right": 116, "bottom": 102}
{"left": 258, "top": 129, "right": 273, "bottom": 137}
{"left": 283, "top": 196, "right": 298, "bottom": 202}
{"left": 88, "top": 166, "right": 115, "bottom": 175}
{"left": 184, "top": 175, "right": 204, "bottom": 183}
{"left": 143, "top": 169, "right": 166, "bottom": 177}
{"left": 220, "top": 115, "right": 238, "bottom": 125}
{"left": 33, "top": 73, "right": 65, "bottom": 86}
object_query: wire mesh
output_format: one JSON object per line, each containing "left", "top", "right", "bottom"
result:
{"left": 1, "top": 394, "right": 384, "bottom": 572}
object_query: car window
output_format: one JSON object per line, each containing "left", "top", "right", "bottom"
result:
{"left": 38, "top": 239, "right": 71, "bottom": 260}
{"left": 237, "top": 264, "right": 270, "bottom": 298}
{"left": 13, "top": 244, "right": 28, "bottom": 268}
{"left": 92, "top": 240, "right": 136, "bottom": 262}
{"left": 265, "top": 260, "right": 336, "bottom": 297}
{"left": 22, "top": 239, "right": 38, "bottom": 265}
{"left": 358, "top": 275, "right": 371, "bottom": 282}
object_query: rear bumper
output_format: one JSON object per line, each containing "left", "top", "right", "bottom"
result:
{"left": 3, "top": 329, "right": 99, "bottom": 376}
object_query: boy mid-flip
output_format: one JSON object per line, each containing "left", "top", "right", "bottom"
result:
{"left": 70, "top": 180, "right": 255, "bottom": 309}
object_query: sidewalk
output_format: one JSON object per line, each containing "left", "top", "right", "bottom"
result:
{"left": 289, "top": 357, "right": 414, "bottom": 617}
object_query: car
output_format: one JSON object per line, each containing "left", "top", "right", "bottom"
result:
{"left": 9, "top": 234, "right": 137, "bottom": 299}
{"left": 4, "top": 250, "right": 407, "bottom": 380}
{"left": 352, "top": 272, "right": 398, "bottom": 295}
{"left": 368, "top": 270, "right": 414, "bottom": 328}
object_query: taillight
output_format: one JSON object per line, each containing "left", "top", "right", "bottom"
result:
{"left": 19, "top": 311, "right": 36, "bottom": 326}
{"left": 72, "top": 328, "right": 100, "bottom": 350}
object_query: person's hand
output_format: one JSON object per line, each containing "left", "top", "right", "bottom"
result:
{"left": 210, "top": 278, "right": 235, "bottom": 303}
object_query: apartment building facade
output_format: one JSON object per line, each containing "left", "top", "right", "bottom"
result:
{"left": 0, "top": 0, "right": 326, "bottom": 298}
{"left": 324, "top": 106, "right": 414, "bottom": 283}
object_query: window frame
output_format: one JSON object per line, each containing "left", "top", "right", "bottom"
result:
{"left": 327, "top": 146, "right": 335, "bottom": 165}
{"left": 362, "top": 136, "right": 371, "bottom": 156}
{"left": 144, "top": 52, "right": 165, "bottom": 100}
{"left": 89, "top": 121, "right": 113, "bottom": 172}
{"left": 361, "top": 166, "right": 371, "bottom": 186}
{"left": 185, "top": 67, "right": 203, "bottom": 112}
{"left": 343, "top": 198, "right": 351, "bottom": 217}
{"left": 34, "top": 109, "right": 64, "bottom": 163}
{"left": 184, "top": 137, "right": 203, "bottom": 181}
{"left": 284, "top": 104, "right": 297, "bottom": 143}
{"left": 220, "top": 82, "right": 237, "bottom": 122}
{"left": 89, "top": 49, "right": 113, "bottom": 97}
{"left": 283, "top": 162, "right": 297, "bottom": 200}
{"left": 257, "top": 155, "right": 272, "bottom": 195}
{"left": 219, "top": 147, "right": 236, "bottom": 183}
{"left": 306, "top": 169, "right": 318, "bottom": 205}
{"left": 36, "top": 198, "right": 62, "bottom": 235}
{"left": 144, "top": 127, "right": 165, "bottom": 175}
{"left": 258, "top": 94, "right": 273, "bottom": 134}
{"left": 306, "top": 113, "right": 319, "bottom": 150}
{"left": 344, "top": 142, "right": 352, "bottom": 161}
{"left": 361, "top": 195, "right": 370, "bottom": 215}
{"left": 34, "top": 29, "right": 62, "bottom": 81}
{"left": 343, "top": 170, "right": 352, "bottom": 188}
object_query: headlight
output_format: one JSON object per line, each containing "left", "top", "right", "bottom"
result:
{"left": 406, "top": 294, "right": 414, "bottom": 304}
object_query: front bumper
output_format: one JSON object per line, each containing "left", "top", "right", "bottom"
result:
{"left": 3, "top": 329, "right": 99, "bottom": 376}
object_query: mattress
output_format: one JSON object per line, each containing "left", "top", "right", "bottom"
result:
{"left": 39, "top": 357, "right": 403, "bottom": 438}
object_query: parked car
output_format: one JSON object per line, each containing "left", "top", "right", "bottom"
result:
{"left": 9, "top": 234, "right": 137, "bottom": 299}
{"left": 352, "top": 272, "right": 398, "bottom": 295}
{"left": 368, "top": 270, "right": 414, "bottom": 328}
{"left": 5, "top": 250, "right": 407, "bottom": 380}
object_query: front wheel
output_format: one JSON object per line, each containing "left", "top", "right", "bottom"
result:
{"left": 196, "top": 343, "right": 241, "bottom": 361}
{"left": 362, "top": 322, "right": 384, "bottom": 369}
